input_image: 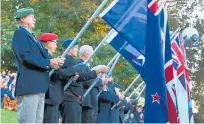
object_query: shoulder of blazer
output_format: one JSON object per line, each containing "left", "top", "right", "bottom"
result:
{"left": 17, "top": 27, "right": 36, "bottom": 41}
{"left": 16, "top": 27, "right": 30, "bottom": 35}
{"left": 65, "top": 55, "right": 75, "bottom": 64}
{"left": 15, "top": 27, "right": 50, "bottom": 59}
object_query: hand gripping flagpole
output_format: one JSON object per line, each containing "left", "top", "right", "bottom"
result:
{"left": 63, "top": 29, "right": 117, "bottom": 90}
{"left": 128, "top": 81, "right": 145, "bottom": 99}
{"left": 111, "top": 74, "right": 141, "bottom": 110}
{"left": 49, "top": 0, "right": 109, "bottom": 77}
{"left": 82, "top": 52, "right": 121, "bottom": 100}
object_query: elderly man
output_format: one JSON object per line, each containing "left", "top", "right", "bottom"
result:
{"left": 61, "top": 40, "right": 109, "bottom": 123}
{"left": 80, "top": 45, "right": 110, "bottom": 123}
{"left": 12, "top": 7, "right": 64, "bottom": 123}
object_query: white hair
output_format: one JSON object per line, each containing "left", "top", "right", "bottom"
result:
{"left": 79, "top": 45, "right": 93, "bottom": 58}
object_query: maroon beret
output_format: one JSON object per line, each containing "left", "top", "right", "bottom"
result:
{"left": 38, "top": 33, "right": 58, "bottom": 42}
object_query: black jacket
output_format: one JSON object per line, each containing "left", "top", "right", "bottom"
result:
{"left": 63, "top": 55, "right": 98, "bottom": 103}
{"left": 12, "top": 27, "right": 50, "bottom": 96}
{"left": 45, "top": 55, "right": 87, "bottom": 105}
{"left": 78, "top": 59, "right": 102, "bottom": 110}
{"left": 96, "top": 83, "right": 120, "bottom": 123}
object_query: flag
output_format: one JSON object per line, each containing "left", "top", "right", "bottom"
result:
{"left": 101, "top": 0, "right": 194, "bottom": 123}
{"left": 164, "top": 26, "right": 180, "bottom": 123}
{"left": 170, "top": 32, "right": 194, "bottom": 123}
{"left": 143, "top": 0, "right": 168, "bottom": 122}
{"left": 105, "top": 29, "right": 144, "bottom": 74}
{"left": 102, "top": 0, "right": 168, "bottom": 122}
{"left": 101, "top": 0, "right": 147, "bottom": 54}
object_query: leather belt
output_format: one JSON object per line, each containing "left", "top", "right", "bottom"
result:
{"left": 64, "top": 91, "right": 84, "bottom": 102}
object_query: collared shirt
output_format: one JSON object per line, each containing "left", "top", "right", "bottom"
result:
{"left": 20, "top": 26, "right": 32, "bottom": 34}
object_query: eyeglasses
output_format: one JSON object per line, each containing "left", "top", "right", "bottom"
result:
{"left": 51, "top": 40, "right": 57, "bottom": 43}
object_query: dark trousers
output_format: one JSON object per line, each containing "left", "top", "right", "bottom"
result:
{"left": 82, "top": 107, "right": 98, "bottom": 123}
{"left": 61, "top": 101, "right": 82, "bottom": 123}
{"left": 43, "top": 104, "right": 59, "bottom": 123}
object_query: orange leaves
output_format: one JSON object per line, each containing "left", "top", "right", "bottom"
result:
{"left": 29, "top": 0, "right": 39, "bottom": 5}
{"left": 93, "top": 18, "right": 110, "bottom": 36}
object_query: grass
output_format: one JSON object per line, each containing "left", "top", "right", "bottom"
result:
{"left": 1, "top": 109, "right": 18, "bottom": 123}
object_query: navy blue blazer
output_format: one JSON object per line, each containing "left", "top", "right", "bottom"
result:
{"left": 96, "top": 83, "right": 120, "bottom": 123}
{"left": 12, "top": 27, "right": 50, "bottom": 96}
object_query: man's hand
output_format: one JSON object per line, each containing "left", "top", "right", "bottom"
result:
{"left": 50, "top": 58, "right": 59, "bottom": 69}
{"left": 72, "top": 72, "right": 79, "bottom": 81}
{"left": 92, "top": 65, "right": 109, "bottom": 74}
{"left": 115, "top": 87, "right": 124, "bottom": 100}
{"left": 50, "top": 57, "right": 65, "bottom": 69}
{"left": 101, "top": 77, "right": 109, "bottom": 86}
{"left": 57, "top": 57, "right": 65, "bottom": 66}
{"left": 118, "top": 94, "right": 124, "bottom": 101}
{"left": 99, "top": 65, "right": 109, "bottom": 73}
{"left": 125, "top": 97, "right": 130, "bottom": 103}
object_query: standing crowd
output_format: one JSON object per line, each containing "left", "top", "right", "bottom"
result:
{"left": 8, "top": 7, "right": 145, "bottom": 123}
{"left": 1, "top": 70, "right": 18, "bottom": 111}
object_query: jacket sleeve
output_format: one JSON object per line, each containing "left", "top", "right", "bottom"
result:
{"left": 119, "top": 100, "right": 133, "bottom": 114}
{"left": 83, "top": 78, "right": 102, "bottom": 89}
{"left": 12, "top": 30, "right": 50, "bottom": 70}
{"left": 77, "top": 70, "right": 97, "bottom": 81}
{"left": 98, "top": 90, "right": 120, "bottom": 104}
{"left": 57, "top": 63, "right": 87, "bottom": 80}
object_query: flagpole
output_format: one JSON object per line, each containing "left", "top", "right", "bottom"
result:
{"left": 49, "top": 0, "right": 109, "bottom": 76}
{"left": 82, "top": 52, "right": 120, "bottom": 99}
{"left": 111, "top": 74, "right": 141, "bottom": 110}
{"left": 128, "top": 81, "right": 145, "bottom": 99}
{"left": 135, "top": 84, "right": 146, "bottom": 100}
{"left": 107, "top": 54, "right": 121, "bottom": 77}
{"left": 83, "top": 29, "right": 116, "bottom": 65}
{"left": 170, "top": 27, "right": 181, "bottom": 41}
{"left": 63, "top": 29, "right": 117, "bottom": 90}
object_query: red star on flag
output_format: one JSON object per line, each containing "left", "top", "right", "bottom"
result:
{"left": 152, "top": 92, "right": 160, "bottom": 104}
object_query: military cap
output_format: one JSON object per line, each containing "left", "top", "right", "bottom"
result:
{"left": 38, "top": 33, "right": 58, "bottom": 42}
{"left": 62, "top": 39, "right": 79, "bottom": 49}
{"left": 14, "top": 7, "right": 34, "bottom": 19}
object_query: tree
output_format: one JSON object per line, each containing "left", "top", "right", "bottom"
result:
{"left": 1, "top": 0, "right": 136, "bottom": 88}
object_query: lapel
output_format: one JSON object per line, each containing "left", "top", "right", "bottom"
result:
{"left": 20, "top": 27, "right": 48, "bottom": 58}
{"left": 28, "top": 33, "right": 48, "bottom": 58}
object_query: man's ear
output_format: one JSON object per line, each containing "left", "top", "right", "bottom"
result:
{"left": 46, "top": 41, "right": 51, "bottom": 46}
{"left": 20, "top": 17, "right": 25, "bottom": 23}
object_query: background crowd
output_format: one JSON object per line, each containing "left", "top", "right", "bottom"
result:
{"left": 0, "top": 70, "right": 18, "bottom": 111}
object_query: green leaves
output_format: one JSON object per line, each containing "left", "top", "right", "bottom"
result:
{"left": 1, "top": 0, "right": 137, "bottom": 86}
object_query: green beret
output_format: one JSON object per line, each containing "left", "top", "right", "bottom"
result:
{"left": 14, "top": 7, "right": 34, "bottom": 19}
